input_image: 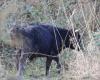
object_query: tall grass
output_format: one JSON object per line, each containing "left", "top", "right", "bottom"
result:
{"left": 0, "top": 0, "right": 100, "bottom": 80}
{"left": 61, "top": 0, "right": 100, "bottom": 80}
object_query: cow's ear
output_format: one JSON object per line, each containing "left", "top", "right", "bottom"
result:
{"left": 75, "top": 29, "right": 79, "bottom": 32}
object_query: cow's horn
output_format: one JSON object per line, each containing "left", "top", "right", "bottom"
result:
{"left": 75, "top": 29, "right": 80, "bottom": 32}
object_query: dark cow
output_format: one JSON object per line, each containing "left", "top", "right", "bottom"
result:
{"left": 10, "top": 24, "right": 82, "bottom": 79}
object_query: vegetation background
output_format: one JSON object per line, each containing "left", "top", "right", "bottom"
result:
{"left": 0, "top": 0, "right": 100, "bottom": 80}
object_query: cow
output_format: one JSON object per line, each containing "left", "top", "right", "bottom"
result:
{"left": 10, "top": 24, "right": 82, "bottom": 79}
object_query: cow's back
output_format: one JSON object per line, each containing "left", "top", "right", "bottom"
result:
{"left": 31, "top": 26, "right": 53, "bottom": 54}
{"left": 37, "top": 24, "right": 69, "bottom": 54}
{"left": 21, "top": 24, "right": 71, "bottom": 55}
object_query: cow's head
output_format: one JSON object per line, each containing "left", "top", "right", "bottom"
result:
{"left": 10, "top": 26, "right": 21, "bottom": 38}
{"left": 10, "top": 26, "right": 25, "bottom": 49}
{"left": 65, "top": 29, "right": 83, "bottom": 51}
{"left": 10, "top": 26, "right": 34, "bottom": 52}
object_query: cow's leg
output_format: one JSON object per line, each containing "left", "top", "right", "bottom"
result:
{"left": 46, "top": 57, "right": 52, "bottom": 76}
{"left": 16, "top": 53, "right": 27, "bottom": 80}
{"left": 53, "top": 57, "right": 61, "bottom": 73}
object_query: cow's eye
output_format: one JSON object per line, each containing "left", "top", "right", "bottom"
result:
{"left": 16, "top": 27, "right": 19, "bottom": 31}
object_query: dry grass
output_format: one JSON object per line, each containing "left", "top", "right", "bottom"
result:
{"left": 62, "top": 49, "right": 100, "bottom": 80}
{"left": 0, "top": 0, "right": 100, "bottom": 80}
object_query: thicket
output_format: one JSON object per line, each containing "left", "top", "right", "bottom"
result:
{"left": 0, "top": 0, "right": 100, "bottom": 80}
